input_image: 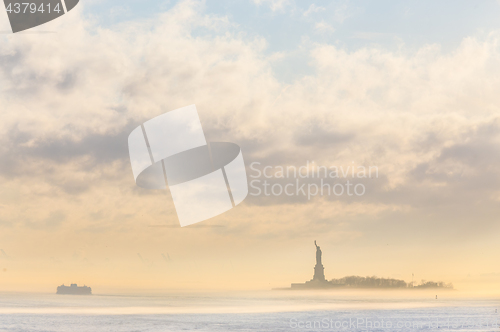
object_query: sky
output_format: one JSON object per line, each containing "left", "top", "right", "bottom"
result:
{"left": 1, "top": 0, "right": 500, "bottom": 293}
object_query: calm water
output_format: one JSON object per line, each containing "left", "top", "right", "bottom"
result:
{"left": 0, "top": 291, "right": 499, "bottom": 331}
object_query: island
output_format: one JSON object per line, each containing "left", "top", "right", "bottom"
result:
{"left": 280, "top": 241, "right": 453, "bottom": 290}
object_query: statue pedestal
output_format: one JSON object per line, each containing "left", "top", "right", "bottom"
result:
{"left": 313, "top": 263, "right": 325, "bottom": 281}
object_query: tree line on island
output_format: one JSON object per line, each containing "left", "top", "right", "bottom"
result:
{"left": 329, "top": 276, "right": 453, "bottom": 289}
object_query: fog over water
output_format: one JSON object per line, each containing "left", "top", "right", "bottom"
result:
{"left": 1, "top": 291, "right": 499, "bottom": 331}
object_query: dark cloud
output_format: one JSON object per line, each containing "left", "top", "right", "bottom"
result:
{"left": 56, "top": 70, "right": 79, "bottom": 92}
{"left": 0, "top": 120, "right": 138, "bottom": 177}
{"left": 294, "top": 123, "right": 355, "bottom": 147}
{"left": 0, "top": 50, "right": 45, "bottom": 97}
{"left": 0, "top": 46, "right": 83, "bottom": 97}
{"left": 409, "top": 119, "right": 500, "bottom": 192}
{"left": 439, "top": 142, "right": 500, "bottom": 168}
{"left": 25, "top": 123, "right": 135, "bottom": 163}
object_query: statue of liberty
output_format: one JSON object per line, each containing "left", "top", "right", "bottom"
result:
{"left": 289, "top": 240, "right": 329, "bottom": 287}
{"left": 314, "top": 240, "right": 322, "bottom": 265}
{"left": 312, "top": 240, "right": 326, "bottom": 281}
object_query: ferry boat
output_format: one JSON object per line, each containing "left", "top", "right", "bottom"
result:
{"left": 56, "top": 284, "right": 92, "bottom": 295}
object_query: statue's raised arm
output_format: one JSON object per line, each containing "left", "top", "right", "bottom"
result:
{"left": 315, "top": 240, "right": 318, "bottom": 248}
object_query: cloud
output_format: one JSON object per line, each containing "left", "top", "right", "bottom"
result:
{"left": 332, "top": 1, "right": 351, "bottom": 23}
{"left": 0, "top": 0, "right": 500, "bottom": 270}
{"left": 252, "top": 0, "right": 291, "bottom": 12}
{"left": 304, "top": 4, "right": 326, "bottom": 17}
{"left": 314, "top": 21, "right": 335, "bottom": 34}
